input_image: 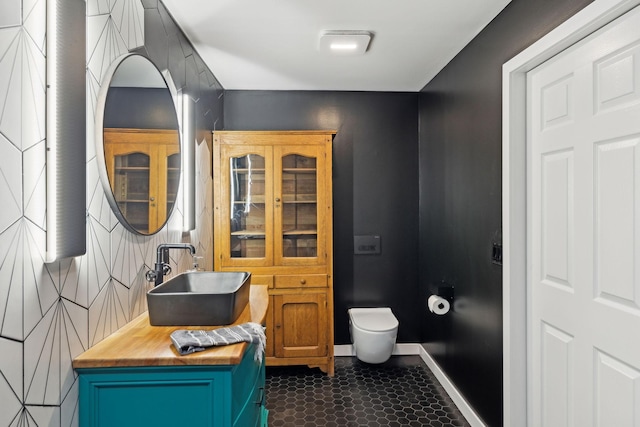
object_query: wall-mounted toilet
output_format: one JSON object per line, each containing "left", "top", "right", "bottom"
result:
{"left": 348, "top": 307, "right": 399, "bottom": 364}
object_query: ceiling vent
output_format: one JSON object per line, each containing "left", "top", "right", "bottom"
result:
{"left": 318, "top": 30, "right": 372, "bottom": 56}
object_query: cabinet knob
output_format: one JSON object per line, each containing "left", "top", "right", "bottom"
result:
{"left": 275, "top": 197, "right": 281, "bottom": 202}
{"left": 149, "top": 196, "right": 155, "bottom": 201}
{"left": 300, "top": 279, "right": 306, "bottom": 285}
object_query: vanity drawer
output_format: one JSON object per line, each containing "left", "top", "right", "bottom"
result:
{"left": 274, "top": 274, "right": 327, "bottom": 289}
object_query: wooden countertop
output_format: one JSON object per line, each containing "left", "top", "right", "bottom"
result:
{"left": 73, "top": 285, "right": 268, "bottom": 369}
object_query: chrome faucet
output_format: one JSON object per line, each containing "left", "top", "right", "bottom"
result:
{"left": 146, "top": 243, "right": 196, "bottom": 287}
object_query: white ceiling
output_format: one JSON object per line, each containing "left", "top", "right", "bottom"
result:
{"left": 162, "top": 0, "right": 512, "bottom": 92}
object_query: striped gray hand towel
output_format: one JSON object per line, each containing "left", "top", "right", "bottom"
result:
{"left": 170, "top": 322, "right": 266, "bottom": 361}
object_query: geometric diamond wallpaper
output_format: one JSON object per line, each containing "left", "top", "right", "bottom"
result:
{"left": 0, "top": 0, "right": 223, "bottom": 424}
{"left": 0, "top": 133, "right": 22, "bottom": 233}
{"left": 0, "top": 25, "right": 46, "bottom": 153}
{"left": 0, "top": 337, "right": 22, "bottom": 426}
{"left": 110, "top": 0, "right": 144, "bottom": 50}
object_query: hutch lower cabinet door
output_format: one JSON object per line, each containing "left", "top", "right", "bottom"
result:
{"left": 272, "top": 291, "right": 329, "bottom": 358}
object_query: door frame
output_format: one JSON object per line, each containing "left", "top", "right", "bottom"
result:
{"left": 502, "top": 0, "right": 640, "bottom": 425}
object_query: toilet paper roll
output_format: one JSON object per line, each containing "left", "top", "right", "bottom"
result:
{"left": 428, "top": 295, "right": 450, "bottom": 315}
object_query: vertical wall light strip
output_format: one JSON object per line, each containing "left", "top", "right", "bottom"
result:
{"left": 182, "top": 94, "right": 196, "bottom": 232}
{"left": 46, "top": 0, "right": 59, "bottom": 262}
{"left": 45, "top": 0, "right": 86, "bottom": 262}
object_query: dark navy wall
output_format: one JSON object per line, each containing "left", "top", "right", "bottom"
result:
{"left": 104, "top": 87, "right": 178, "bottom": 129}
{"left": 224, "top": 91, "right": 420, "bottom": 344}
{"left": 418, "top": 0, "right": 593, "bottom": 425}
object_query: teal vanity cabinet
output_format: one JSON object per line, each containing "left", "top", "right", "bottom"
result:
{"left": 73, "top": 286, "right": 270, "bottom": 427}
{"left": 77, "top": 344, "right": 266, "bottom": 427}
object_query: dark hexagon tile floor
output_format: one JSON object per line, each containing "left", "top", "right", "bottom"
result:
{"left": 265, "top": 356, "right": 471, "bottom": 427}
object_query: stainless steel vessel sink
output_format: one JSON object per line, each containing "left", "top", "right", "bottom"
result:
{"left": 147, "top": 271, "right": 251, "bottom": 326}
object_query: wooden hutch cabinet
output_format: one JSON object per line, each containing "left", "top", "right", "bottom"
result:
{"left": 213, "top": 131, "right": 335, "bottom": 375}
{"left": 104, "top": 128, "right": 180, "bottom": 234}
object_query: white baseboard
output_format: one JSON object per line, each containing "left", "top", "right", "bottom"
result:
{"left": 333, "top": 343, "right": 421, "bottom": 357}
{"left": 333, "top": 344, "right": 354, "bottom": 356}
{"left": 333, "top": 343, "right": 485, "bottom": 427}
{"left": 418, "top": 346, "right": 486, "bottom": 427}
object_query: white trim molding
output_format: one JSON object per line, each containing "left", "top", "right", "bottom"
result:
{"left": 333, "top": 343, "right": 421, "bottom": 357}
{"left": 502, "top": 1, "right": 640, "bottom": 426}
{"left": 418, "top": 347, "right": 486, "bottom": 427}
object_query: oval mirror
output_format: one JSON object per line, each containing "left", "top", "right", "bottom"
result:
{"left": 96, "top": 54, "right": 180, "bottom": 235}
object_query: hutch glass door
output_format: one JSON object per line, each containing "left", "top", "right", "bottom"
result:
{"left": 166, "top": 153, "right": 180, "bottom": 216}
{"left": 113, "top": 151, "right": 151, "bottom": 233}
{"left": 224, "top": 145, "right": 273, "bottom": 267}
{"left": 275, "top": 146, "right": 325, "bottom": 265}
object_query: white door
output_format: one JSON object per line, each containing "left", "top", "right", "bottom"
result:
{"left": 528, "top": 5, "right": 640, "bottom": 427}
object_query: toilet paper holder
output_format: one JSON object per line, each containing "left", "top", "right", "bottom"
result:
{"left": 428, "top": 283, "right": 454, "bottom": 315}
{"left": 436, "top": 283, "right": 454, "bottom": 304}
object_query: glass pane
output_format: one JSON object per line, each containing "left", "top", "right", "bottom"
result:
{"left": 230, "top": 154, "right": 266, "bottom": 258}
{"left": 281, "top": 154, "right": 317, "bottom": 257}
{"left": 114, "top": 152, "right": 150, "bottom": 233}
{"left": 166, "top": 153, "right": 180, "bottom": 213}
